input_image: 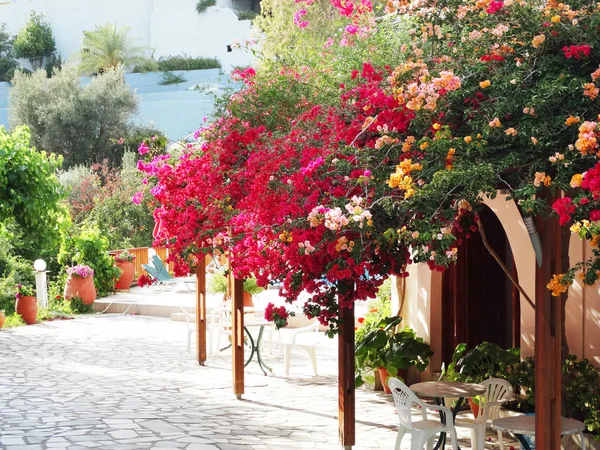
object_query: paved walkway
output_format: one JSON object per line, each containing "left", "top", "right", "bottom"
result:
{"left": 0, "top": 315, "right": 510, "bottom": 450}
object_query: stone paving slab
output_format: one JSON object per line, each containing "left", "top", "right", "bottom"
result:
{"left": 0, "top": 315, "right": 516, "bottom": 449}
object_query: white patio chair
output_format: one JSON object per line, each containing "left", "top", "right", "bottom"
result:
{"left": 180, "top": 306, "right": 220, "bottom": 354}
{"left": 455, "top": 378, "right": 513, "bottom": 450}
{"left": 388, "top": 378, "right": 458, "bottom": 450}
{"left": 280, "top": 319, "right": 320, "bottom": 376}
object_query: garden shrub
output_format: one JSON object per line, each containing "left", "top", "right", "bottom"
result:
{"left": 0, "top": 126, "right": 66, "bottom": 252}
{"left": 87, "top": 153, "right": 156, "bottom": 249}
{"left": 159, "top": 71, "right": 186, "bottom": 85}
{"left": 196, "top": 0, "right": 216, "bottom": 14}
{"left": 12, "top": 12, "right": 55, "bottom": 70}
{"left": 58, "top": 225, "right": 121, "bottom": 297}
{"left": 157, "top": 54, "right": 221, "bottom": 71}
{"left": 10, "top": 66, "right": 138, "bottom": 168}
{"left": 236, "top": 11, "right": 258, "bottom": 21}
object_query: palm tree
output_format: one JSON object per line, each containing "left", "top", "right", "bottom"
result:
{"left": 79, "top": 23, "right": 157, "bottom": 75}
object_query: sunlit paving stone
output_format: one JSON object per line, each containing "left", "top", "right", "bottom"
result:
{"left": 0, "top": 315, "right": 516, "bottom": 449}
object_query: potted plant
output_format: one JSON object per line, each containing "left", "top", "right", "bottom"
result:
{"left": 441, "top": 342, "right": 520, "bottom": 416}
{"left": 113, "top": 250, "right": 136, "bottom": 291}
{"left": 15, "top": 284, "right": 37, "bottom": 325}
{"left": 355, "top": 316, "right": 433, "bottom": 394}
{"left": 208, "top": 272, "right": 264, "bottom": 307}
{"left": 0, "top": 309, "right": 5, "bottom": 328}
{"left": 64, "top": 265, "right": 96, "bottom": 305}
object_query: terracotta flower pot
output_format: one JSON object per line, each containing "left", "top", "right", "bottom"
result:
{"left": 378, "top": 367, "right": 392, "bottom": 394}
{"left": 64, "top": 275, "right": 97, "bottom": 305}
{"left": 16, "top": 296, "right": 37, "bottom": 325}
{"left": 243, "top": 291, "right": 254, "bottom": 308}
{"left": 0, "top": 310, "right": 5, "bottom": 328}
{"left": 468, "top": 397, "right": 480, "bottom": 417}
{"left": 115, "top": 261, "right": 135, "bottom": 291}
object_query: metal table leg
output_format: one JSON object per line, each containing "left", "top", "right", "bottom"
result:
{"left": 514, "top": 434, "right": 532, "bottom": 450}
{"left": 255, "top": 325, "right": 272, "bottom": 375}
{"left": 433, "top": 396, "right": 465, "bottom": 450}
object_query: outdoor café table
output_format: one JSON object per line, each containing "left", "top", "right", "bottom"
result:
{"left": 411, "top": 381, "right": 486, "bottom": 450}
{"left": 244, "top": 320, "right": 274, "bottom": 376}
{"left": 492, "top": 415, "right": 586, "bottom": 450}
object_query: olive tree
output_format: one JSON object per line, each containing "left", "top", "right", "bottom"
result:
{"left": 9, "top": 65, "right": 138, "bottom": 167}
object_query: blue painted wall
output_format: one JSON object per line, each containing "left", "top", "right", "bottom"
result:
{"left": 0, "top": 69, "right": 235, "bottom": 141}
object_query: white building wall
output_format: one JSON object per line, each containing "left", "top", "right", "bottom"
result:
{"left": 0, "top": 0, "right": 254, "bottom": 71}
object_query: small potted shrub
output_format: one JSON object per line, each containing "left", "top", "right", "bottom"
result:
{"left": 15, "top": 284, "right": 37, "bottom": 325}
{"left": 64, "top": 265, "right": 96, "bottom": 305}
{"left": 355, "top": 316, "right": 433, "bottom": 393}
{"left": 208, "top": 272, "right": 264, "bottom": 307}
{"left": 113, "top": 250, "right": 136, "bottom": 291}
{"left": 441, "top": 342, "right": 520, "bottom": 416}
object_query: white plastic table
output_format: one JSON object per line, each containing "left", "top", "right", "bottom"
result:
{"left": 411, "top": 381, "right": 486, "bottom": 450}
{"left": 492, "top": 415, "right": 586, "bottom": 450}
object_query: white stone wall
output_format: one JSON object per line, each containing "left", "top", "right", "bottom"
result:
{"left": 0, "top": 0, "right": 254, "bottom": 71}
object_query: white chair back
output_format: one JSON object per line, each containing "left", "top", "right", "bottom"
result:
{"left": 478, "top": 378, "right": 513, "bottom": 422}
{"left": 388, "top": 378, "right": 425, "bottom": 432}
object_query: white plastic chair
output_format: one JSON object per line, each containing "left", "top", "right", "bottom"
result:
{"left": 180, "top": 306, "right": 219, "bottom": 354}
{"left": 389, "top": 378, "right": 458, "bottom": 450}
{"left": 455, "top": 378, "right": 513, "bottom": 450}
{"left": 279, "top": 319, "right": 320, "bottom": 376}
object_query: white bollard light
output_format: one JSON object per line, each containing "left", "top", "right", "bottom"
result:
{"left": 34, "top": 259, "right": 48, "bottom": 309}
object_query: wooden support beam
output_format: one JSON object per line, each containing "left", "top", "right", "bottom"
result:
{"left": 196, "top": 255, "right": 207, "bottom": 365}
{"left": 534, "top": 189, "right": 563, "bottom": 449}
{"left": 231, "top": 274, "right": 245, "bottom": 399}
{"left": 338, "top": 305, "right": 355, "bottom": 449}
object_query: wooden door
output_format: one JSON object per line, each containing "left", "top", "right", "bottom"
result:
{"left": 441, "top": 206, "right": 520, "bottom": 363}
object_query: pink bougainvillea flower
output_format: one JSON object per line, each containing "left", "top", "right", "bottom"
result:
{"left": 138, "top": 142, "right": 149, "bottom": 155}
{"left": 293, "top": 9, "right": 309, "bottom": 28}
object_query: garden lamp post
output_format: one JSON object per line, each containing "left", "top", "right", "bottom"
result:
{"left": 34, "top": 259, "right": 48, "bottom": 309}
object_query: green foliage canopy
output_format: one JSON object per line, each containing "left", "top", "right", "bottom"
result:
{"left": 12, "top": 12, "right": 55, "bottom": 70}
{"left": 0, "top": 126, "right": 66, "bottom": 249}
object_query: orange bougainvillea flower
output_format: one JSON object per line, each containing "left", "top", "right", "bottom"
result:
{"left": 479, "top": 80, "right": 491, "bottom": 88}
{"left": 547, "top": 274, "right": 571, "bottom": 297}
{"left": 566, "top": 116, "right": 581, "bottom": 126}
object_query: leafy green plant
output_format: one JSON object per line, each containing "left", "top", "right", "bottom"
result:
{"left": 441, "top": 342, "right": 521, "bottom": 387}
{"left": 355, "top": 316, "right": 433, "bottom": 387}
{"left": 3, "top": 312, "right": 25, "bottom": 328}
{"left": 156, "top": 54, "right": 221, "bottom": 71}
{"left": 79, "top": 23, "right": 156, "bottom": 75}
{"left": 237, "top": 11, "right": 258, "bottom": 21}
{"left": 12, "top": 12, "right": 55, "bottom": 70}
{"left": 0, "top": 23, "right": 17, "bottom": 82}
{"left": 196, "top": 0, "right": 216, "bottom": 14}
{"left": 0, "top": 127, "right": 66, "bottom": 250}
{"left": 67, "top": 296, "right": 94, "bottom": 314}
{"left": 159, "top": 71, "right": 186, "bottom": 86}
{"left": 58, "top": 225, "right": 121, "bottom": 297}
{"left": 208, "top": 272, "right": 265, "bottom": 295}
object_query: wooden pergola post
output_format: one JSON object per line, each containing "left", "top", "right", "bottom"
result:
{"left": 338, "top": 306, "right": 356, "bottom": 449}
{"left": 196, "top": 255, "right": 207, "bottom": 365}
{"left": 231, "top": 273, "right": 245, "bottom": 399}
{"left": 534, "top": 189, "right": 563, "bottom": 449}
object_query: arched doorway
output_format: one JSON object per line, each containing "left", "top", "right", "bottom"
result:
{"left": 441, "top": 205, "right": 521, "bottom": 363}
